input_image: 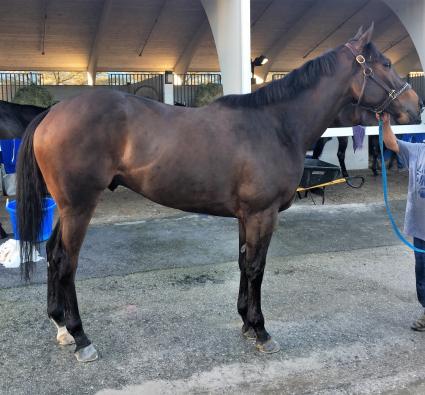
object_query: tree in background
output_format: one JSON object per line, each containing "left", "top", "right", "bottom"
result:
{"left": 42, "top": 71, "right": 109, "bottom": 85}
{"left": 193, "top": 83, "right": 223, "bottom": 107}
{"left": 13, "top": 84, "right": 54, "bottom": 107}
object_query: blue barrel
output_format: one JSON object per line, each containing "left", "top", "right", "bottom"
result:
{"left": 6, "top": 197, "right": 56, "bottom": 241}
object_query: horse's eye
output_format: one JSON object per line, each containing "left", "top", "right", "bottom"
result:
{"left": 384, "top": 62, "right": 392, "bottom": 68}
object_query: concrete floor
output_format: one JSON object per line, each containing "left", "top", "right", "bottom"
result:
{"left": 2, "top": 170, "right": 425, "bottom": 394}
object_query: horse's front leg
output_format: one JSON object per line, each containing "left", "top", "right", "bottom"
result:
{"left": 237, "top": 219, "right": 256, "bottom": 340}
{"left": 243, "top": 207, "right": 280, "bottom": 353}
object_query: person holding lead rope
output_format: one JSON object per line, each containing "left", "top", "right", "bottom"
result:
{"left": 379, "top": 111, "right": 425, "bottom": 330}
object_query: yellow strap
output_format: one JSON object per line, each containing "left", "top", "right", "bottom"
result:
{"left": 296, "top": 178, "right": 347, "bottom": 192}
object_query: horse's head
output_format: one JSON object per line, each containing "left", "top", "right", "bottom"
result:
{"left": 345, "top": 24, "right": 423, "bottom": 125}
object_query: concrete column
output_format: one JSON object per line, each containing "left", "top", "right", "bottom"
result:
{"left": 163, "top": 71, "right": 174, "bottom": 105}
{"left": 201, "top": 0, "right": 251, "bottom": 95}
{"left": 383, "top": 0, "right": 425, "bottom": 72}
{"left": 87, "top": 71, "right": 96, "bottom": 86}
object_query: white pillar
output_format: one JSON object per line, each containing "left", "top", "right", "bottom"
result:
{"left": 201, "top": 0, "right": 251, "bottom": 95}
{"left": 384, "top": 0, "right": 425, "bottom": 72}
{"left": 163, "top": 71, "right": 174, "bottom": 105}
{"left": 87, "top": 70, "right": 95, "bottom": 86}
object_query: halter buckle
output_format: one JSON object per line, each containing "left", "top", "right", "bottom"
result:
{"left": 363, "top": 67, "right": 373, "bottom": 77}
{"left": 389, "top": 90, "right": 397, "bottom": 100}
{"left": 356, "top": 55, "right": 366, "bottom": 64}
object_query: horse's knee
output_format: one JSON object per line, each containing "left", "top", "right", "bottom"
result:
{"left": 245, "top": 262, "right": 264, "bottom": 282}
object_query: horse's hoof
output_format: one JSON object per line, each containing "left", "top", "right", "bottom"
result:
{"left": 74, "top": 344, "right": 98, "bottom": 363}
{"left": 256, "top": 338, "right": 280, "bottom": 354}
{"left": 242, "top": 326, "right": 256, "bottom": 340}
{"left": 57, "top": 326, "right": 75, "bottom": 346}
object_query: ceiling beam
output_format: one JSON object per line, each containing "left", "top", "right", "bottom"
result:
{"left": 174, "top": 19, "right": 209, "bottom": 75}
{"left": 302, "top": 0, "right": 371, "bottom": 60}
{"left": 137, "top": 0, "right": 167, "bottom": 57}
{"left": 257, "top": 1, "right": 324, "bottom": 80}
{"left": 87, "top": 0, "right": 113, "bottom": 86}
{"left": 40, "top": 0, "right": 48, "bottom": 55}
{"left": 303, "top": 5, "right": 395, "bottom": 59}
{"left": 251, "top": 0, "right": 274, "bottom": 30}
{"left": 381, "top": 33, "right": 410, "bottom": 53}
{"left": 393, "top": 49, "right": 421, "bottom": 76}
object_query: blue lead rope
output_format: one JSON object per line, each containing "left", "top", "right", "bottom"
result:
{"left": 378, "top": 119, "right": 425, "bottom": 253}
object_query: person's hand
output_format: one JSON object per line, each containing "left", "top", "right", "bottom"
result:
{"left": 376, "top": 112, "right": 390, "bottom": 125}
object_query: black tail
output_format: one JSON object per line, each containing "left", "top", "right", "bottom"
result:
{"left": 16, "top": 109, "right": 50, "bottom": 280}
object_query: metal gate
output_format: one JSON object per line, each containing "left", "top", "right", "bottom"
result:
{"left": 173, "top": 73, "right": 222, "bottom": 107}
{"left": 108, "top": 73, "right": 164, "bottom": 102}
{"left": 0, "top": 72, "right": 44, "bottom": 102}
{"left": 271, "top": 73, "right": 288, "bottom": 81}
{"left": 407, "top": 73, "right": 425, "bottom": 101}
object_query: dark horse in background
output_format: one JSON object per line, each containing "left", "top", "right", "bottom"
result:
{"left": 0, "top": 101, "right": 46, "bottom": 237}
{"left": 0, "top": 100, "right": 46, "bottom": 139}
{"left": 312, "top": 103, "right": 414, "bottom": 177}
{"left": 313, "top": 105, "right": 377, "bottom": 177}
{"left": 16, "top": 25, "right": 422, "bottom": 362}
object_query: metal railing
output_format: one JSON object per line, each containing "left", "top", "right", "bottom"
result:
{"left": 0, "top": 72, "right": 44, "bottom": 102}
{"left": 108, "top": 73, "right": 164, "bottom": 102}
{"left": 173, "top": 73, "right": 222, "bottom": 107}
{"left": 407, "top": 74, "right": 425, "bottom": 101}
{"left": 271, "top": 73, "right": 288, "bottom": 81}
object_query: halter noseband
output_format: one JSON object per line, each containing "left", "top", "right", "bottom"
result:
{"left": 344, "top": 42, "right": 411, "bottom": 114}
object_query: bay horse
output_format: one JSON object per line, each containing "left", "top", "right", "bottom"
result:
{"left": 16, "top": 25, "right": 422, "bottom": 362}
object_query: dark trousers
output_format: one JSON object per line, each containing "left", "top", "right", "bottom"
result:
{"left": 414, "top": 238, "right": 425, "bottom": 308}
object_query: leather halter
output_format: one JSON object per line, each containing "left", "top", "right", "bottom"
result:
{"left": 344, "top": 42, "right": 411, "bottom": 113}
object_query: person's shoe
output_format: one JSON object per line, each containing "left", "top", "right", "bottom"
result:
{"left": 411, "top": 313, "right": 425, "bottom": 331}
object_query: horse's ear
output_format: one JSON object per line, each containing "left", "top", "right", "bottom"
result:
{"left": 353, "top": 26, "right": 363, "bottom": 41}
{"left": 351, "top": 22, "right": 374, "bottom": 52}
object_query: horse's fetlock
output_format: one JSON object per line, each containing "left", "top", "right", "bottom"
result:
{"left": 247, "top": 310, "right": 264, "bottom": 329}
{"left": 66, "top": 318, "right": 83, "bottom": 335}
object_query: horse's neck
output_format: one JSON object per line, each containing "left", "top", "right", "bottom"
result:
{"left": 272, "top": 71, "right": 353, "bottom": 151}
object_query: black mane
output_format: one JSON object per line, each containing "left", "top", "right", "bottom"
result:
{"left": 217, "top": 46, "right": 341, "bottom": 108}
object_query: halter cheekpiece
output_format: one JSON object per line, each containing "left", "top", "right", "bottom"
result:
{"left": 344, "top": 42, "right": 411, "bottom": 114}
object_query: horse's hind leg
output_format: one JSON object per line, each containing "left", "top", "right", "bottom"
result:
{"left": 48, "top": 203, "right": 98, "bottom": 362}
{"left": 47, "top": 222, "right": 74, "bottom": 346}
{"left": 243, "top": 207, "right": 280, "bottom": 354}
{"left": 370, "top": 136, "right": 380, "bottom": 176}
{"left": 337, "top": 137, "right": 349, "bottom": 178}
{"left": 312, "top": 137, "right": 330, "bottom": 159}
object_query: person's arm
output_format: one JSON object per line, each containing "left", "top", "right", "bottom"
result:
{"left": 378, "top": 112, "right": 399, "bottom": 153}
{"left": 377, "top": 112, "right": 423, "bottom": 168}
